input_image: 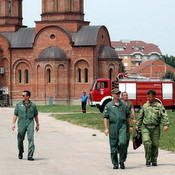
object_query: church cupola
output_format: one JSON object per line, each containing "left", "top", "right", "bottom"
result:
{"left": 0, "top": 0, "right": 23, "bottom": 32}
{"left": 41, "top": 0, "right": 84, "bottom": 21}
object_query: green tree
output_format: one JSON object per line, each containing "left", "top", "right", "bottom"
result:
{"left": 160, "top": 55, "right": 175, "bottom": 68}
{"left": 163, "top": 70, "right": 175, "bottom": 82}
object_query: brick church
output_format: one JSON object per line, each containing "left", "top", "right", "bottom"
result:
{"left": 0, "top": 0, "right": 122, "bottom": 105}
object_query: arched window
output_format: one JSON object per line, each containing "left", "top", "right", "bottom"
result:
{"left": 25, "top": 69, "right": 29, "bottom": 84}
{"left": 84, "top": 68, "right": 88, "bottom": 83}
{"left": 109, "top": 68, "right": 113, "bottom": 80}
{"left": 8, "top": 0, "right": 12, "bottom": 16}
{"left": 55, "top": 0, "right": 59, "bottom": 11}
{"left": 0, "top": 2, "right": 1, "bottom": 16}
{"left": 77, "top": 68, "right": 81, "bottom": 83}
{"left": 47, "top": 69, "right": 51, "bottom": 83}
{"left": 18, "top": 69, "right": 22, "bottom": 84}
{"left": 69, "top": 0, "right": 72, "bottom": 11}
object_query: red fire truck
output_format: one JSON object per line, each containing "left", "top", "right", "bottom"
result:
{"left": 89, "top": 74, "right": 175, "bottom": 112}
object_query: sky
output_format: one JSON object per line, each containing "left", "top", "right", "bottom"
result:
{"left": 23, "top": 0, "right": 175, "bottom": 56}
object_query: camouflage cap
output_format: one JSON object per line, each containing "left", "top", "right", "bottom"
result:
{"left": 111, "top": 88, "right": 121, "bottom": 94}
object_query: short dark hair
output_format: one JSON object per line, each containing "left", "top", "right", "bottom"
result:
{"left": 147, "top": 89, "right": 156, "bottom": 96}
{"left": 23, "top": 90, "right": 31, "bottom": 97}
{"left": 121, "top": 91, "right": 127, "bottom": 96}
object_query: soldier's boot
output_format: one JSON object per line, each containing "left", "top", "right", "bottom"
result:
{"left": 152, "top": 162, "right": 157, "bottom": 166}
{"left": 18, "top": 151, "right": 23, "bottom": 159}
{"left": 146, "top": 162, "right": 151, "bottom": 167}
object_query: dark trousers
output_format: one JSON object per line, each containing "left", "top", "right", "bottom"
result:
{"left": 81, "top": 102, "right": 87, "bottom": 113}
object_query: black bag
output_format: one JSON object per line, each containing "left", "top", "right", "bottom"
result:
{"left": 133, "top": 130, "right": 142, "bottom": 150}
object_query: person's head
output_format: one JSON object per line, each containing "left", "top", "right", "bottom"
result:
{"left": 147, "top": 89, "right": 156, "bottom": 103}
{"left": 121, "top": 91, "right": 128, "bottom": 101}
{"left": 22, "top": 90, "right": 31, "bottom": 101}
{"left": 111, "top": 89, "right": 121, "bottom": 101}
{"left": 83, "top": 91, "right": 86, "bottom": 95}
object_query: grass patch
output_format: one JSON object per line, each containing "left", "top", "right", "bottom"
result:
{"left": 53, "top": 113, "right": 104, "bottom": 131}
{"left": 159, "top": 111, "right": 175, "bottom": 152}
{"left": 37, "top": 105, "right": 99, "bottom": 113}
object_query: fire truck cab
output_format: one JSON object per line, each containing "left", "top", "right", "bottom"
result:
{"left": 89, "top": 75, "right": 175, "bottom": 113}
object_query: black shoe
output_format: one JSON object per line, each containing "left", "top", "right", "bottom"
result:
{"left": 113, "top": 165, "right": 118, "bottom": 169}
{"left": 119, "top": 162, "right": 125, "bottom": 169}
{"left": 18, "top": 152, "right": 23, "bottom": 159}
{"left": 28, "top": 157, "right": 34, "bottom": 161}
{"left": 146, "top": 162, "right": 151, "bottom": 166}
{"left": 152, "top": 162, "right": 157, "bottom": 166}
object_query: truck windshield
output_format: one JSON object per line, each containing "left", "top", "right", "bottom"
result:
{"left": 96, "top": 81, "right": 108, "bottom": 90}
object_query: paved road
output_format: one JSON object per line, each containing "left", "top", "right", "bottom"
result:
{"left": 0, "top": 108, "right": 175, "bottom": 175}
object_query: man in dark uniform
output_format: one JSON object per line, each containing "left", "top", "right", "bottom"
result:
{"left": 103, "top": 89, "right": 133, "bottom": 169}
{"left": 12, "top": 90, "right": 39, "bottom": 161}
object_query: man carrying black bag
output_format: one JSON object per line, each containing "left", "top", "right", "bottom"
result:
{"left": 135, "top": 90, "right": 169, "bottom": 167}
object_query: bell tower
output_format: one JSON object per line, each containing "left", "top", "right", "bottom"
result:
{"left": 37, "top": 0, "right": 89, "bottom": 32}
{"left": 42, "top": 0, "right": 84, "bottom": 21}
{"left": 0, "top": 0, "right": 23, "bottom": 32}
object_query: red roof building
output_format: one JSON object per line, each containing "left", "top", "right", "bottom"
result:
{"left": 128, "top": 59, "right": 175, "bottom": 79}
{"left": 111, "top": 40, "right": 162, "bottom": 72}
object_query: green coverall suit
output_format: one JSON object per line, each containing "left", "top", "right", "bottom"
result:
{"left": 125, "top": 100, "right": 134, "bottom": 148}
{"left": 137, "top": 101, "right": 169, "bottom": 164}
{"left": 103, "top": 100, "right": 130, "bottom": 166}
{"left": 14, "top": 101, "right": 38, "bottom": 158}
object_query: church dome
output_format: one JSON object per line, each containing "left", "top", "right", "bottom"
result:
{"left": 98, "top": 45, "right": 119, "bottom": 60}
{"left": 39, "top": 46, "right": 67, "bottom": 59}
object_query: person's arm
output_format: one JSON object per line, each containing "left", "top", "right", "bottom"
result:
{"left": 135, "top": 107, "right": 144, "bottom": 130}
{"left": 34, "top": 105, "right": 39, "bottom": 132}
{"left": 126, "top": 105, "right": 133, "bottom": 133}
{"left": 104, "top": 118, "right": 109, "bottom": 136}
{"left": 127, "top": 117, "right": 133, "bottom": 133}
{"left": 103, "top": 105, "right": 109, "bottom": 136}
{"left": 131, "top": 108, "right": 137, "bottom": 124}
{"left": 12, "top": 115, "right": 17, "bottom": 131}
{"left": 12, "top": 104, "right": 19, "bottom": 130}
{"left": 130, "top": 102, "right": 137, "bottom": 123}
{"left": 34, "top": 116, "right": 40, "bottom": 132}
{"left": 160, "top": 106, "right": 169, "bottom": 131}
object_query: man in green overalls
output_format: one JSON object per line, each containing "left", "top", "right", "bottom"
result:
{"left": 121, "top": 91, "right": 137, "bottom": 148}
{"left": 136, "top": 89, "right": 169, "bottom": 166}
{"left": 12, "top": 90, "right": 39, "bottom": 161}
{"left": 103, "top": 89, "right": 133, "bottom": 169}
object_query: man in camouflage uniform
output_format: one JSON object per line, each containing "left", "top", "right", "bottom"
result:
{"left": 136, "top": 89, "right": 169, "bottom": 166}
{"left": 121, "top": 91, "right": 137, "bottom": 147}
{"left": 103, "top": 89, "right": 133, "bottom": 169}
